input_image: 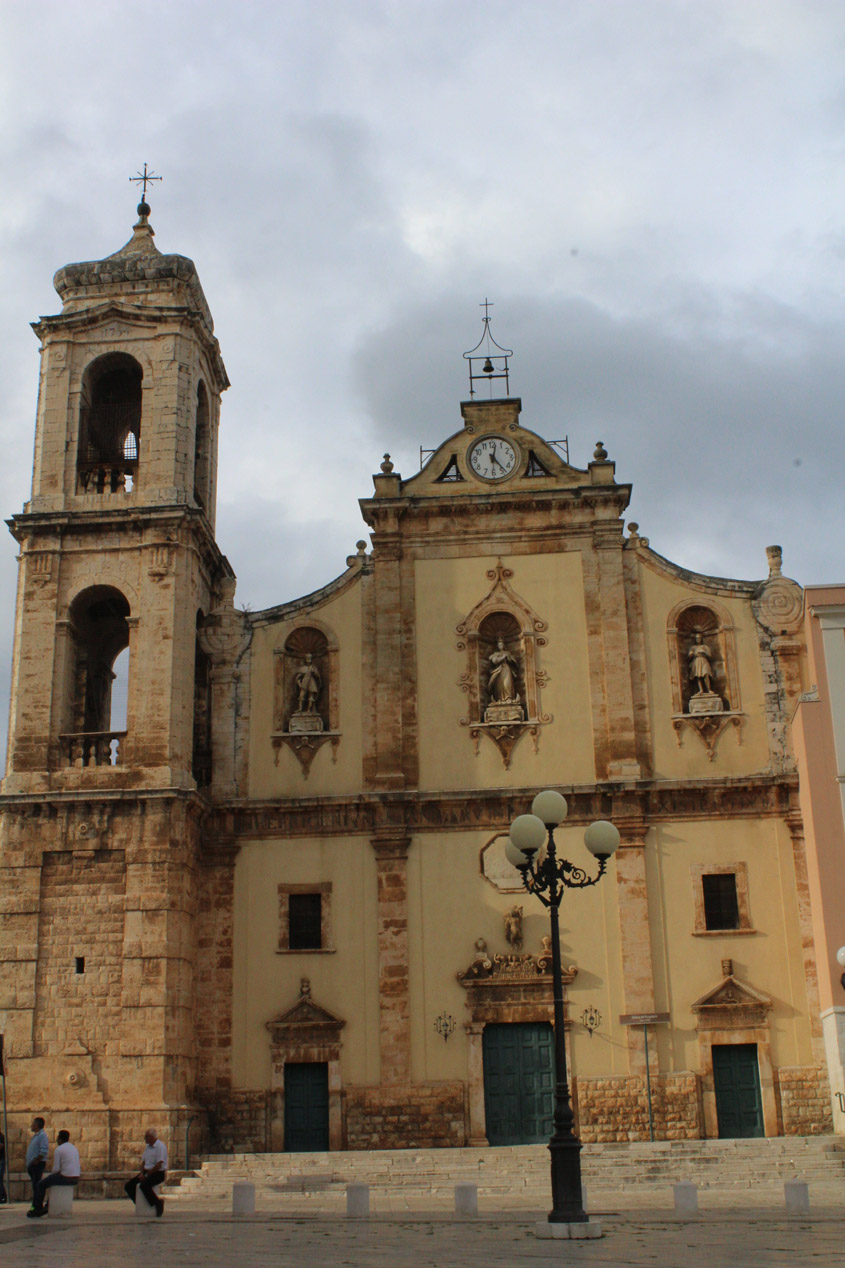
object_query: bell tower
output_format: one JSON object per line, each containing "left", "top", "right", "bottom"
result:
{"left": 0, "top": 197, "right": 232, "bottom": 1172}
{"left": 4, "top": 196, "right": 229, "bottom": 789}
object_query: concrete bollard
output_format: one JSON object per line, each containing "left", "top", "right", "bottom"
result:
{"left": 454, "top": 1183, "right": 478, "bottom": 1216}
{"left": 134, "top": 1184, "right": 162, "bottom": 1219}
{"left": 346, "top": 1184, "right": 370, "bottom": 1218}
{"left": 784, "top": 1180, "right": 810, "bottom": 1214}
{"left": 46, "top": 1185, "right": 75, "bottom": 1218}
{"left": 674, "top": 1182, "right": 699, "bottom": 1216}
{"left": 232, "top": 1181, "right": 255, "bottom": 1215}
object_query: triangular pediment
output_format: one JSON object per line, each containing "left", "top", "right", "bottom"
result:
{"left": 266, "top": 981, "right": 345, "bottom": 1037}
{"left": 691, "top": 974, "right": 771, "bottom": 1013}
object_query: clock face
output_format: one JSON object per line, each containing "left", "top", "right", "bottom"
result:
{"left": 468, "top": 436, "right": 519, "bottom": 482}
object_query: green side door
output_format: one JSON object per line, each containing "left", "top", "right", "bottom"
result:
{"left": 712, "top": 1043, "right": 764, "bottom": 1138}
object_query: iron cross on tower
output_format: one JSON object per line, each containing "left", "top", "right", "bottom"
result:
{"left": 129, "top": 163, "right": 162, "bottom": 207}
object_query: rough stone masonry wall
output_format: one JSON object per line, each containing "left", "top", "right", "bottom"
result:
{"left": 344, "top": 1083, "right": 466, "bottom": 1150}
{"left": 32, "top": 848, "right": 126, "bottom": 1061}
{"left": 776, "top": 1067, "right": 833, "bottom": 1135}
{"left": 575, "top": 1073, "right": 702, "bottom": 1142}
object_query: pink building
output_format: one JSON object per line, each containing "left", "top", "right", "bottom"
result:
{"left": 792, "top": 585, "right": 845, "bottom": 1134}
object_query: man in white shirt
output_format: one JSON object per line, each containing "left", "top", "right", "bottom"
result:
{"left": 27, "top": 1130, "right": 80, "bottom": 1217}
{"left": 124, "top": 1128, "right": 168, "bottom": 1216}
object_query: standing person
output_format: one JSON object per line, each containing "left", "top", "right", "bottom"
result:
{"left": 26, "top": 1117, "right": 49, "bottom": 1208}
{"left": 0, "top": 1128, "right": 7, "bottom": 1204}
{"left": 124, "top": 1128, "right": 167, "bottom": 1217}
{"left": 27, "top": 1130, "right": 80, "bottom": 1217}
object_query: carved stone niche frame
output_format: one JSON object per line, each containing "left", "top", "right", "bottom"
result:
{"left": 691, "top": 961, "right": 777, "bottom": 1137}
{"left": 266, "top": 978, "right": 346, "bottom": 1151}
{"left": 457, "top": 937, "right": 577, "bottom": 1145}
{"left": 667, "top": 600, "right": 743, "bottom": 761}
{"left": 456, "top": 560, "right": 551, "bottom": 768}
{"left": 272, "top": 620, "right": 341, "bottom": 777}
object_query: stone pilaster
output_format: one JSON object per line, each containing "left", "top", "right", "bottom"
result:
{"left": 584, "top": 526, "right": 641, "bottom": 780}
{"left": 371, "top": 834, "right": 412, "bottom": 1084}
{"left": 613, "top": 813, "right": 656, "bottom": 1077}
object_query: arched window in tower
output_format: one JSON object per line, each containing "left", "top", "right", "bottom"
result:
{"left": 77, "top": 353, "right": 142, "bottom": 494}
{"left": 194, "top": 381, "right": 210, "bottom": 509}
{"left": 193, "top": 609, "right": 213, "bottom": 788}
{"left": 63, "top": 586, "right": 131, "bottom": 767}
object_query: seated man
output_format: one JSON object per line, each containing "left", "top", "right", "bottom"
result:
{"left": 27, "top": 1130, "right": 80, "bottom": 1217}
{"left": 124, "top": 1128, "right": 168, "bottom": 1217}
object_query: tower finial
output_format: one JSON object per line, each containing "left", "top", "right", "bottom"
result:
{"left": 463, "top": 300, "right": 514, "bottom": 398}
{"left": 129, "top": 163, "right": 162, "bottom": 222}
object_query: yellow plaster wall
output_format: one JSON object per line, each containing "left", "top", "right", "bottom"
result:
{"left": 648, "top": 817, "right": 813, "bottom": 1072}
{"left": 247, "top": 581, "right": 364, "bottom": 798}
{"left": 415, "top": 552, "right": 596, "bottom": 792}
{"left": 636, "top": 563, "right": 772, "bottom": 777}
{"left": 404, "top": 828, "right": 628, "bottom": 1084}
{"left": 231, "top": 836, "right": 380, "bottom": 1089}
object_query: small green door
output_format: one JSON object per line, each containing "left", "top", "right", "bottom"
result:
{"left": 284, "top": 1062, "right": 329, "bottom": 1152}
{"left": 483, "top": 1022, "right": 555, "bottom": 1146}
{"left": 713, "top": 1043, "right": 764, "bottom": 1138}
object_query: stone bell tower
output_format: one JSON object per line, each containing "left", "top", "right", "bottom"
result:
{"left": 0, "top": 196, "right": 232, "bottom": 1171}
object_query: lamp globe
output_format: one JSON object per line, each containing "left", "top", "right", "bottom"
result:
{"left": 510, "top": 814, "right": 547, "bottom": 856}
{"left": 583, "top": 820, "right": 621, "bottom": 858}
{"left": 531, "top": 790, "right": 568, "bottom": 826}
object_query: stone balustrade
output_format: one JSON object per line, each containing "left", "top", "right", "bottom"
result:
{"left": 61, "top": 731, "right": 126, "bottom": 768}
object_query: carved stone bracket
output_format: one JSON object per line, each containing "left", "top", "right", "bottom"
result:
{"left": 672, "top": 712, "right": 743, "bottom": 761}
{"left": 468, "top": 721, "right": 541, "bottom": 768}
{"left": 272, "top": 731, "right": 341, "bottom": 778}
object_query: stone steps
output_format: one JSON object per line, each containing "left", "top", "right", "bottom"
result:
{"left": 166, "top": 1136, "right": 845, "bottom": 1202}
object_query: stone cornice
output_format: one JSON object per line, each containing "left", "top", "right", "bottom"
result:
{"left": 204, "top": 775, "right": 798, "bottom": 843}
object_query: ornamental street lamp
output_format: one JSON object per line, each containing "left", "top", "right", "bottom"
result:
{"left": 507, "top": 789, "right": 620, "bottom": 1227}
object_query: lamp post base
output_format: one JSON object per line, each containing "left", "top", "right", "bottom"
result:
{"left": 535, "top": 1221, "right": 602, "bottom": 1240}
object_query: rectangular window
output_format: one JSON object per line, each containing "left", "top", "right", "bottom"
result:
{"left": 691, "top": 862, "right": 753, "bottom": 935}
{"left": 278, "top": 882, "right": 333, "bottom": 954}
{"left": 702, "top": 873, "right": 740, "bottom": 930}
{"left": 288, "top": 892, "right": 323, "bottom": 950}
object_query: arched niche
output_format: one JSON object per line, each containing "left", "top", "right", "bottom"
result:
{"left": 667, "top": 599, "right": 743, "bottom": 760}
{"left": 456, "top": 561, "right": 550, "bottom": 767}
{"left": 272, "top": 620, "right": 340, "bottom": 777}
{"left": 77, "top": 353, "right": 142, "bottom": 493}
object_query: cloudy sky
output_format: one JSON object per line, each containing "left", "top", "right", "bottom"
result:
{"left": 1, "top": 0, "right": 844, "bottom": 761}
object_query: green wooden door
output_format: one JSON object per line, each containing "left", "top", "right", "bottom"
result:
{"left": 284, "top": 1062, "right": 329, "bottom": 1152}
{"left": 483, "top": 1022, "right": 555, "bottom": 1146}
{"left": 713, "top": 1043, "right": 764, "bottom": 1139}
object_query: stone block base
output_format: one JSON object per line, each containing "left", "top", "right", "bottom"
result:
{"left": 344, "top": 1082, "right": 465, "bottom": 1150}
{"left": 535, "top": 1221, "right": 602, "bottom": 1239}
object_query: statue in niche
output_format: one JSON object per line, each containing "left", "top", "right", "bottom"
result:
{"left": 504, "top": 905, "right": 523, "bottom": 951}
{"left": 294, "top": 654, "right": 321, "bottom": 714}
{"left": 487, "top": 637, "right": 520, "bottom": 704}
{"left": 289, "top": 652, "right": 324, "bottom": 734}
{"left": 686, "top": 632, "right": 723, "bottom": 715}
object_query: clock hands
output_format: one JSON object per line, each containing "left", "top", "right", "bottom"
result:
{"left": 488, "top": 446, "right": 505, "bottom": 472}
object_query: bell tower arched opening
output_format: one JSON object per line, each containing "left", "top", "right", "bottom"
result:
{"left": 194, "top": 381, "right": 210, "bottom": 509}
{"left": 63, "top": 585, "right": 131, "bottom": 766}
{"left": 77, "top": 353, "right": 142, "bottom": 493}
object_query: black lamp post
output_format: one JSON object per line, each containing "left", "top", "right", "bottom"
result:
{"left": 507, "top": 790, "right": 620, "bottom": 1226}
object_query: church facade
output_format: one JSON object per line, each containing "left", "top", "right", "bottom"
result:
{"left": 0, "top": 208, "right": 835, "bottom": 1175}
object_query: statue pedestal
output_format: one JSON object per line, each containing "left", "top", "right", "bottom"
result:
{"left": 484, "top": 702, "right": 524, "bottom": 725}
{"left": 289, "top": 712, "right": 324, "bottom": 733}
{"left": 689, "top": 693, "right": 723, "bottom": 715}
